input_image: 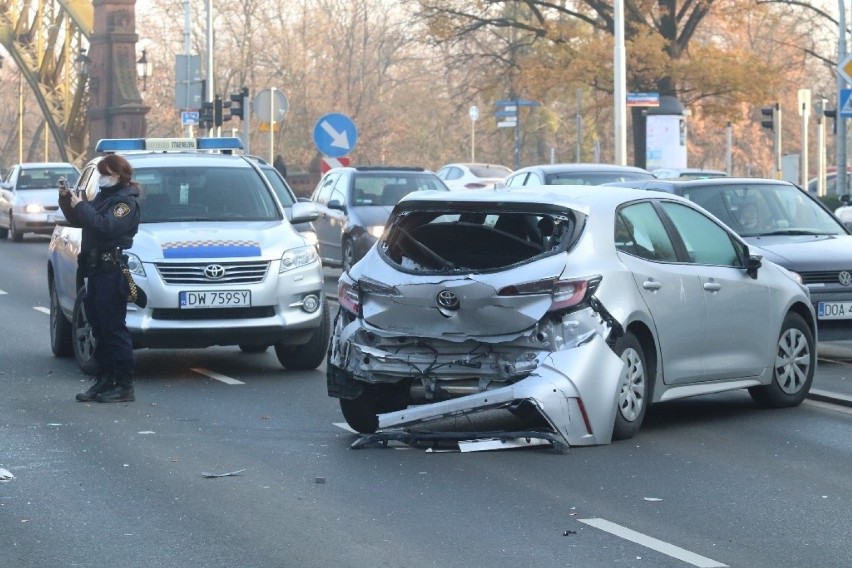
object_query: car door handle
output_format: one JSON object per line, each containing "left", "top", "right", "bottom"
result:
{"left": 703, "top": 281, "right": 722, "bottom": 292}
{"left": 642, "top": 280, "right": 662, "bottom": 291}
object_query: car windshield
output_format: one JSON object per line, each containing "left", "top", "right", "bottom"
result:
{"left": 468, "top": 165, "right": 512, "bottom": 178}
{"left": 350, "top": 174, "right": 448, "bottom": 206}
{"left": 259, "top": 166, "right": 296, "bottom": 207}
{"left": 380, "top": 203, "right": 582, "bottom": 272}
{"left": 18, "top": 167, "right": 79, "bottom": 190}
{"left": 680, "top": 182, "right": 847, "bottom": 237}
{"left": 135, "top": 166, "right": 281, "bottom": 223}
{"left": 545, "top": 171, "right": 653, "bottom": 184}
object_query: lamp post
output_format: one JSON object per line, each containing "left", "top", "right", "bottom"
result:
{"left": 136, "top": 49, "right": 152, "bottom": 91}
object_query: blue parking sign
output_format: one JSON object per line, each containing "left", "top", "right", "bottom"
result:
{"left": 841, "top": 89, "right": 852, "bottom": 118}
{"left": 313, "top": 113, "right": 357, "bottom": 158}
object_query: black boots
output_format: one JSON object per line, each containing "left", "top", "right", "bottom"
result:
{"left": 95, "top": 373, "right": 135, "bottom": 403}
{"left": 75, "top": 373, "right": 115, "bottom": 402}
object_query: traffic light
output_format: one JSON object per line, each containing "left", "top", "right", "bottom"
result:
{"left": 213, "top": 95, "right": 232, "bottom": 127}
{"left": 230, "top": 87, "right": 249, "bottom": 121}
{"left": 824, "top": 107, "right": 838, "bottom": 134}
{"left": 760, "top": 105, "right": 776, "bottom": 131}
{"left": 199, "top": 100, "right": 214, "bottom": 129}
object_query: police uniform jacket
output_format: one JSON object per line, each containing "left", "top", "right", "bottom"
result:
{"left": 59, "top": 182, "right": 141, "bottom": 270}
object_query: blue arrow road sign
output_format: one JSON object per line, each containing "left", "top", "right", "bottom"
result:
{"left": 841, "top": 89, "right": 852, "bottom": 118}
{"left": 313, "top": 113, "right": 358, "bottom": 158}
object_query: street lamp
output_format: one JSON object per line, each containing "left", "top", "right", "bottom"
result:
{"left": 74, "top": 48, "right": 91, "bottom": 76}
{"left": 136, "top": 49, "right": 152, "bottom": 91}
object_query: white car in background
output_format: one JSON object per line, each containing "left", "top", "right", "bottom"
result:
{"left": 436, "top": 162, "right": 512, "bottom": 190}
{"left": 0, "top": 162, "right": 80, "bottom": 241}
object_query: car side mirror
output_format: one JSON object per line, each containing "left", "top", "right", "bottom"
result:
{"left": 327, "top": 199, "right": 345, "bottom": 212}
{"left": 290, "top": 201, "right": 320, "bottom": 224}
{"left": 0, "top": 181, "right": 11, "bottom": 190}
{"left": 746, "top": 253, "right": 762, "bottom": 279}
{"left": 841, "top": 194, "right": 850, "bottom": 205}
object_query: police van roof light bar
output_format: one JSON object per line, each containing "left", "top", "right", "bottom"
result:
{"left": 95, "top": 137, "right": 244, "bottom": 154}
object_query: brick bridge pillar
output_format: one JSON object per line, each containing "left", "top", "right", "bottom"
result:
{"left": 86, "top": 0, "right": 149, "bottom": 159}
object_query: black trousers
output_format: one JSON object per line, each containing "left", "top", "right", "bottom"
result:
{"left": 83, "top": 268, "right": 134, "bottom": 375}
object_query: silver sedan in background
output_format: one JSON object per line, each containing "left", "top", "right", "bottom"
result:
{"left": 327, "top": 186, "right": 816, "bottom": 449}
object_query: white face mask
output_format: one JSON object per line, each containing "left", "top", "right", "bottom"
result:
{"left": 98, "top": 174, "right": 119, "bottom": 188}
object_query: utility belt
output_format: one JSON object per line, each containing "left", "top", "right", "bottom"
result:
{"left": 86, "top": 247, "right": 127, "bottom": 270}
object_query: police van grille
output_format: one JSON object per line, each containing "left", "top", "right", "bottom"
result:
{"left": 156, "top": 261, "right": 270, "bottom": 284}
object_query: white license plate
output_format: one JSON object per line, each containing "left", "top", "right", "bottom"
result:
{"left": 179, "top": 290, "right": 251, "bottom": 309}
{"left": 817, "top": 301, "right": 852, "bottom": 320}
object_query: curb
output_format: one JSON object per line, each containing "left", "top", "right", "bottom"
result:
{"left": 807, "top": 389, "right": 852, "bottom": 409}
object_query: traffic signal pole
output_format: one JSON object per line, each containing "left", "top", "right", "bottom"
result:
{"left": 837, "top": 0, "right": 847, "bottom": 196}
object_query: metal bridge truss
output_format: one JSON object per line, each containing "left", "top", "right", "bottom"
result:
{"left": 0, "top": 0, "right": 92, "bottom": 164}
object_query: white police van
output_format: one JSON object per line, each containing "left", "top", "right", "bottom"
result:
{"left": 48, "top": 137, "right": 329, "bottom": 373}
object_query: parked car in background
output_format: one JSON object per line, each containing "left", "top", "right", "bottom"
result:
{"left": 327, "top": 185, "right": 815, "bottom": 447}
{"left": 504, "top": 163, "right": 654, "bottom": 187}
{"left": 48, "top": 137, "right": 329, "bottom": 374}
{"left": 606, "top": 177, "right": 852, "bottom": 341}
{"left": 0, "top": 162, "right": 80, "bottom": 241}
{"left": 436, "top": 162, "right": 513, "bottom": 190}
{"left": 652, "top": 167, "right": 728, "bottom": 180}
{"left": 806, "top": 167, "right": 852, "bottom": 196}
{"left": 309, "top": 166, "right": 449, "bottom": 271}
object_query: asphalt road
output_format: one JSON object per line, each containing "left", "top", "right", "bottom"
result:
{"left": 2, "top": 235, "right": 852, "bottom": 568}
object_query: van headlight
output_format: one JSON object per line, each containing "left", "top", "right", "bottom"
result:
{"left": 125, "top": 252, "right": 146, "bottom": 277}
{"left": 280, "top": 245, "right": 319, "bottom": 272}
{"left": 367, "top": 225, "right": 384, "bottom": 239}
{"left": 25, "top": 203, "right": 44, "bottom": 214}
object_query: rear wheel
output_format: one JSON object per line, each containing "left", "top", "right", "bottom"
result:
{"left": 612, "top": 332, "right": 648, "bottom": 440}
{"left": 0, "top": 216, "right": 8, "bottom": 239}
{"left": 274, "top": 301, "right": 331, "bottom": 370}
{"left": 49, "top": 280, "right": 73, "bottom": 357}
{"left": 10, "top": 215, "right": 22, "bottom": 242}
{"left": 71, "top": 287, "right": 99, "bottom": 375}
{"left": 749, "top": 312, "right": 814, "bottom": 407}
{"left": 341, "top": 239, "right": 356, "bottom": 272}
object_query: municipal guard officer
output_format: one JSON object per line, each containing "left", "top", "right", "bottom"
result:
{"left": 59, "top": 154, "right": 141, "bottom": 403}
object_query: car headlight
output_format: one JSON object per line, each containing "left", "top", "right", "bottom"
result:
{"left": 367, "top": 225, "right": 384, "bottom": 239}
{"left": 280, "top": 245, "right": 319, "bottom": 273}
{"left": 24, "top": 204, "right": 44, "bottom": 214}
{"left": 124, "top": 252, "right": 146, "bottom": 277}
{"left": 300, "top": 229, "right": 318, "bottom": 247}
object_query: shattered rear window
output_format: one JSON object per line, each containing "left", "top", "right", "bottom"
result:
{"left": 379, "top": 203, "right": 583, "bottom": 272}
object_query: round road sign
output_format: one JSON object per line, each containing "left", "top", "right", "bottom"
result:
{"left": 253, "top": 88, "right": 289, "bottom": 123}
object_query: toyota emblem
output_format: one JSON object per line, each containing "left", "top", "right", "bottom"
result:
{"left": 436, "top": 290, "right": 460, "bottom": 311}
{"left": 840, "top": 271, "right": 852, "bottom": 286}
{"left": 204, "top": 264, "right": 226, "bottom": 280}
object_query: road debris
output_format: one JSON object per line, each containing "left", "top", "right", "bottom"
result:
{"left": 201, "top": 469, "right": 246, "bottom": 478}
{"left": 0, "top": 467, "right": 15, "bottom": 481}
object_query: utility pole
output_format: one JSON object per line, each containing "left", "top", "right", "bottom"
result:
{"left": 837, "top": 0, "right": 847, "bottom": 195}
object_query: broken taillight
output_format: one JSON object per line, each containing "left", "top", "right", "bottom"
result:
{"left": 498, "top": 276, "right": 601, "bottom": 312}
{"left": 338, "top": 280, "right": 361, "bottom": 316}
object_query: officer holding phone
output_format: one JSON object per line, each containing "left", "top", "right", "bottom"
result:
{"left": 59, "top": 154, "right": 141, "bottom": 403}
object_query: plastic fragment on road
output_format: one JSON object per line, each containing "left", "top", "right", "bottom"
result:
{"left": 201, "top": 469, "right": 246, "bottom": 478}
{"left": 0, "top": 468, "right": 15, "bottom": 481}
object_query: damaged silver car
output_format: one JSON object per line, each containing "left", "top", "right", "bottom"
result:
{"left": 327, "top": 186, "right": 817, "bottom": 448}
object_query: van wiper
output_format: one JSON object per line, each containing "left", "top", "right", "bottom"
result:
{"left": 756, "top": 229, "right": 832, "bottom": 236}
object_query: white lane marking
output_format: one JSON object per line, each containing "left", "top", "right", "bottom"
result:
{"left": 0, "top": 289, "right": 8, "bottom": 295}
{"left": 578, "top": 518, "right": 728, "bottom": 568}
{"left": 33, "top": 306, "right": 50, "bottom": 314}
{"left": 804, "top": 398, "right": 852, "bottom": 416}
{"left": 191, "top": 368, "right": 244, "bottom": 385}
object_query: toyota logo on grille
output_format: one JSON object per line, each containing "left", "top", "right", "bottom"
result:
{"left": 204, "top": 264, "right": 226, "bottom": 280}
{"left": 436, "top": 290, "right": 460, "bottom": 311}
{"left": 840, "top": 271, "right": 852, "bottom": 286}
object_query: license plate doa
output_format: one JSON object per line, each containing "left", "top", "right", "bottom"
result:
{"left": 817, "top": 301, "right": 852, "bottom": 320}
{"left": 180, "top": 290, "right": 251, "bottom": 309}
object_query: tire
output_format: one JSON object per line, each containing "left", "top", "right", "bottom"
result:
{"left": 612, "top": 332, "right": 648, "bottom": 441}
{"left": 0, "top": 218, "right": 8, "bottom": 239}
{"left": 341, "top": 239, "right": 356, "bottom": 272}
{"left": 274, "top": 301, "right": 331, "bottom": 370}
{"left": 339, "top": 384, "right": 409, "bottom": 434}
{"left": 749, "top": 312, "right": 815, "bottom": 408}
{"left": 71, "top": 287, "right": 99, "bottom": 375}
{"left": 10, "top": 215, "right": 23, "bottom": 242}
{"left": 49, "top": 280, "right": 73, "bottom": 357}
{"left": 239, "top": 344, "right": 269, "bottom": 353}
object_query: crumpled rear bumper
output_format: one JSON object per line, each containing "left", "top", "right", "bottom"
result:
{"left": 376, "top": 333, "right": 624, "bottom": 447}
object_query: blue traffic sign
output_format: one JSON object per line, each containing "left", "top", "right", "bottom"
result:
{"left": 841, "top": 89, "right": 852, "bottom": 118}
{"left": 313, "top": 113, "right": 358, "bottom": 158}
